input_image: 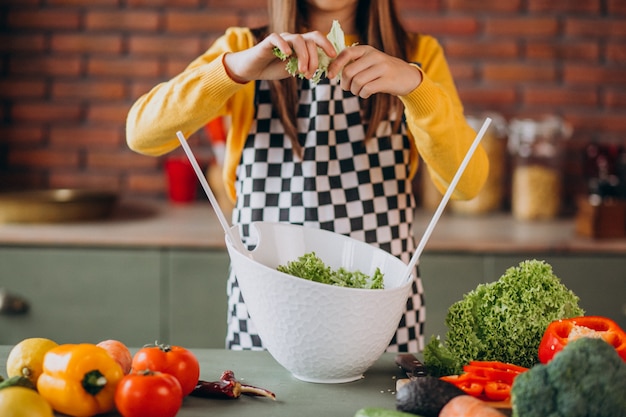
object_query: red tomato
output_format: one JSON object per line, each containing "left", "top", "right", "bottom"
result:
{"left": 131, "top": 342, "right": 200, "bottom": 396}
{"left": 115, "top": 370, "right": 183, "bottom": 417}
{"left": 97, "top": 339, "right": 133, "bottom": 375}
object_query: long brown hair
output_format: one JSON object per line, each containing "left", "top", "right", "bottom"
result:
{"left": 259, "top": 0, "right": 410, "bottom": 156}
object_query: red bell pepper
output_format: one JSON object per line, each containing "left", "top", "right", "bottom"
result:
{"left": 538, "top": 316, "right": 626, "bottom": 364}
{"left": 440, "top": 361, "right": 528, "bottom": 402}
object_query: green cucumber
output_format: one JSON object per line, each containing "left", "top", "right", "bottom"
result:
{"left": 354, "top": 407, "right": 424, "bottom": 417}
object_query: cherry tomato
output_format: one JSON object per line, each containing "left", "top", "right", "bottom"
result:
{"left": 131, "top": 342, "right": 200, "bottom": 396}
{"left": 115, "top": 370, "right": 183, "bottom": 417}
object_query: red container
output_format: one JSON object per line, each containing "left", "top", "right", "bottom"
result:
{"left": 165, "top": 156, "right": 197, "bottom": 203}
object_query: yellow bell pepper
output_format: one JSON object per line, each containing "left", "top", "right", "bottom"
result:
{"left": 36, "top": 343, "right": 124, "bottom": 417}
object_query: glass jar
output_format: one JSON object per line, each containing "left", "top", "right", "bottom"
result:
{"left": 508, "top": 116, "right": 572, "bottom": 220}
{"left": 451, "top": 112, "right": 508, "bottom": 215}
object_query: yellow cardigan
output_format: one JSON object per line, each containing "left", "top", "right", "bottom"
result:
{"left": 126, "top": 27, "right": 489, "bottom": 202}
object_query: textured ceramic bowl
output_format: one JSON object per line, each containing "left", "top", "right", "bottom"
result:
{"left": 226, "top": 222, "right": 414, "bottom": 383}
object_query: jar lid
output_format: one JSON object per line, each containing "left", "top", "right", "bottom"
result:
{"left": 508, "top": 115, "right": 572, "bottom": 157}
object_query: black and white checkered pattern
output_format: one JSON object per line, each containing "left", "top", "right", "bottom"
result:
{"left": 225, "top": 77, "right": 425, "bottom": 353}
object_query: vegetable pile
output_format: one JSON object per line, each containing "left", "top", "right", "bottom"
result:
{"left": 511, "top": 337, "right": 626, "bottom": 417}
{"left": 277, "top": 251, "right": 384, "bottom": 289}
{"left": 2, "top": 337, "right": 275, "bottom": 417}
{"left": 273, "top": 19, "right": 347, "bottom": 85}
{"left": 423, "top": 259, "right": 584, "bottom": 376}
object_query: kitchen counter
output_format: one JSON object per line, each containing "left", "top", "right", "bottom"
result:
{"left": 0, "top": 346, "right": 401, "bottom": 417}
{"left": 0, "top": 198, "right": 624, "bottom": 254}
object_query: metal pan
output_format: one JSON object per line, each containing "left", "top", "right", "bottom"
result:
{"left": 0, "top": 189, "right": 118, "bottom": 223}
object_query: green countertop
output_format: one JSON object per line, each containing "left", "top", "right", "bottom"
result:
{"left": 1, "top": 198, "right": 625, "bottom": 254}
{"left": 0, "top": 346, "right": 401, "bottom": 417}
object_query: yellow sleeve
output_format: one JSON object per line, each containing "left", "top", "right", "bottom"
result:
{"left": 400, "top": 34, "right": 489, "bottom": 200}
{"left": 125, "top": 27, "right": 257, "bottom": 157}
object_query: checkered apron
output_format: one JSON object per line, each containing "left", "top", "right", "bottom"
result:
{"left": 226, "top": 77, "right": 425, "bottom": 353}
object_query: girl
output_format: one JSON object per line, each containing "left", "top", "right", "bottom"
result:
{"left": 126, "top": 0, "right": 489, "bottom": 353}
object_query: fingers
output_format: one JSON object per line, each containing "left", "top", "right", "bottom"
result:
{"left": 269, "top": 31, "right": 337, "bottom": 79}
{"left": 330, "top": 46, "right": 422, "bottom": 98}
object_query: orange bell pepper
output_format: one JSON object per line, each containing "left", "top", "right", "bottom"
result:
{"left": 538, "top": 316, "right": 626, "bottom": 364}
{"left": 37, "top": 343, "right": 124, "bottom": 417}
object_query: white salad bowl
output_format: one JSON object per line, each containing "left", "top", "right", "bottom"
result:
{"left": 225, "top": 222, "right": 414, "bottom": 383}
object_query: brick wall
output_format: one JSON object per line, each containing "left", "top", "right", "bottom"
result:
{"left": 1, "top": 0, "right": 625, "bottom": 214}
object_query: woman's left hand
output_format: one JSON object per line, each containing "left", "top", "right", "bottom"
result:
{"left": 327, "top": 45, "right": 422, "bottom": 98}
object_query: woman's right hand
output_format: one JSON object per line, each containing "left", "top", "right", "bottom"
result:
{"left": 223, "top": 31, "right": 337, "bottom": 83}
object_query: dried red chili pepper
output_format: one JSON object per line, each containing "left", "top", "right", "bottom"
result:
{"left": 190, "top": 370, "right": 276, "bottom": 400}
{"left": 538, "top": 316, "right": 626, "bottom": 364}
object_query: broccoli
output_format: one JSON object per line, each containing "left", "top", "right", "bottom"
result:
{"left": 277, "top": 251, "right": 384, "bottom": 289}
{"left": 511, "top": 337, "right": 626, "bottom": 417}
{"left": 423, "top": 260, "right": 584, "bottom": 376}
{"left": 272, "top": 19, "right": 346, "bottom": 85}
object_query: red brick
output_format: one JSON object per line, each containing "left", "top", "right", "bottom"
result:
{"left": 485, "top": 17, "right": 560, "bottom": 37}
{"left": 607, "top": 0, "right": 626, "bottom": 15}
{"left": 483, "top": 63, "right": 556, "bottom": 83}
{"left": 241, "top": 13, "right": 269, "bottom": 29}
{"left": 87, "top": 103, "right": 134, "bottom": 124}
{"left": 11, "top": 102, "right": 83, "bottom": 123}
{"left": 458, "top": 87, "right": 518, "bottom": 107}
{"left": 86, "top": 10, "right": 161, "bottom": 32}
{"left": 565, "top": 19, "right": 626, "bottom": 38}
{"left": 52, "top": 34, "right": 124, "bottom": 54}
{"left": 130, "top": 81, "right": 163, "bottom": 100}
{"left": 206, "top": 0, "right": 268, "bottom": 9}
{"left": 447, "top": 0, "right": 522, "bottom": 13}
{"left": 397, "top": 0, "right": 441, "bottom": 12}
{"left": 7, "top": 10, "right": 81, "bottom": 31}
{"left": 88, "top": 151, "right": 160, "bottom": 170}
{"left": 165, "top": 11, "right": 240, "bottom": 33}
{"left": 527, "top": 0, "right": 601, "bottom": 14}
{"left": 127, "top": 0, "right": 200, "bottom": 7}
{"left": 126, "top": 172, "right": 168, "bottom": 194}
{"left": 444, "top": 40, "right": 519, "bottom": 60}
{"left": 48, "top": 0, "right": 119, "bottom": 6}
{"left": 0, "top": 34, "right": 46, "bottom": 53}
{"left": 602, "top": 90, "right": 626, "bottom": 109}
{"left": 606, "top": 42, "right": 626, "bottom": 63}
{"left": 52, "top": 81, "right": 126, "bottom": 100}
{"left": 526, "top": 41, "right": 599, "bottom": 61}
{"left": 448, "top": 62, "right": 476, "bottom": 81}
{"left": 164, "top": 58, "right": 193, "bottom": 78}
{"left": 9, "top": 149, "right": 80, "bottom": 169}
{"left": 49, "top": 172, "right": 123, "bottom": 191}
{"left": 50, "top": 126, "right": 123, "bottom": 148}
{"left": 88, "top": 57, "right": 162, "bottom": 78}
{"left": 128, "top": 35, "right": 202, "bottom": 57}
{"left": 9, "top": 56, "right": 82, "bottom": 77}
{"left": 564, "top": 65, "right": 626, "bottom": 85}
{"left": 0, "top": 80, "right": 46, "bottom": 99}
{"left": 403, "top": 16, "right": 479, "bottom": 36}
{"left": 523, "top": 87, "right": 598, "bottom": 107}
{"left": 0, "top": 126, "right": 46, "bottom": 145}
{"left": 1, "top": 0, "right": 39, "bottom": 5}
{"left": 564, "top": 112, "right": 626, "bottom": 134}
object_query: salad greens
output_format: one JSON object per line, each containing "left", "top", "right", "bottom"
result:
{"left": 277, "top": 252, "right": 384, "bottom": 290}
{"left": 272, "top": 19, "right": 347, "bottom": 85}
{"left": 423, "top": 259, "right": 584, "bottom": 376}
